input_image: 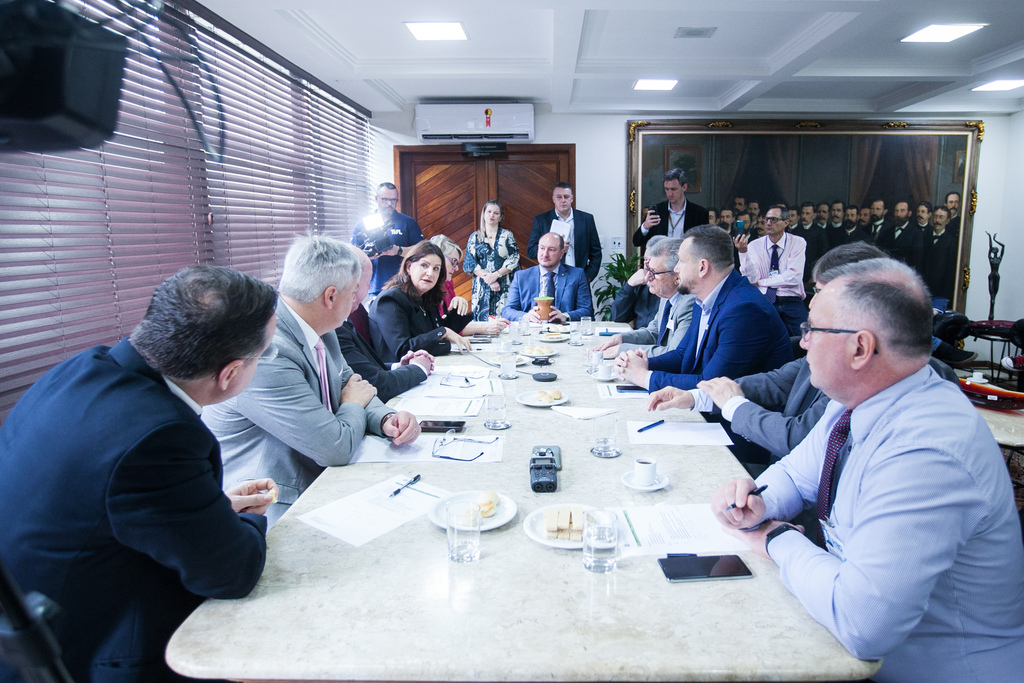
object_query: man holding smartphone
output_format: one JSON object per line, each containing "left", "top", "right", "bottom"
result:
{"left": 632, "top": 168, "right": 709, "bottom": 256}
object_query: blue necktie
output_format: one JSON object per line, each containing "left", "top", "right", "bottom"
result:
{"left": 657, "top": 300, "right": 672, "bottom": 345}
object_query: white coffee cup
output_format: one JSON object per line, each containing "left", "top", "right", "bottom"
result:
{"left": 594, "top": 361, "right": 615, "bottom": 380}
{"left": 634, "top": 458, "right": 657, "bottom": 486}
{"left": 972, "top": 370, "right": 985, "bottom": 382}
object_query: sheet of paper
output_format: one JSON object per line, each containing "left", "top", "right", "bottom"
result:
{"left": 437, "top": 365, "right": 491, "bottom": 379}
{"left": 399, "top": 376, "right": 501, "bottom": 399}
{"left": 550, "top": 406, "right": 616, "bottom": 419}
{"left": 394, "top": 397, "right": 483, "bottom": 417}
{"left": 298, "top": 476, "right": 451, "bottom": 547}
{"left": 349, "top": 434, "right": 503, "bottom": 464}
{"left": 597, "top": 384, "right": 648, "bottom": 399}
{"left": 626, "top": 420, "right": 733, "bottom": 446}
{"left": 616, "top": 504, "right": 749, "bottom": 556}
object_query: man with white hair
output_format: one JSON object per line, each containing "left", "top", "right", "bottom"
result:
{"left": 204, "top": 236, "right": 420, "bottom": 524}
{"left": 712, "top": 258, "right": 1024, "bottom": 683}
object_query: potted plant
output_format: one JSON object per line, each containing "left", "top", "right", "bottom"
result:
{"left": 592, "top": 251, "right": 640, "bottom": 321}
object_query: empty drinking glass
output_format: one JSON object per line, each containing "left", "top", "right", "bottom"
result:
{"left": 581, "top": 316, "right": 594, "bottom": 336}
{"left": 484, "top": 393, "right": 510, "bottom": 430}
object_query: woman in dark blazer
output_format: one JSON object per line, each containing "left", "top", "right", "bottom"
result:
{"left": 369, "top": 241, "right": 473, "bottom": 363}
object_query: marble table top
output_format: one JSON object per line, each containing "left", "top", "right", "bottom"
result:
{"left": 167, "top": 326, "right": 879, "bottom": 682}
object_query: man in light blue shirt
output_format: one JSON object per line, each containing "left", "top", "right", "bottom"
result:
{"left": 712, "top": 257, "right": 1024, "bottom": 683}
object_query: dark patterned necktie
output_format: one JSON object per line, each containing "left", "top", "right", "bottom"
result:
{"left": 544, "top": 270, "right": 555, "bottom": 300}
{"left": 765, "top": 244, "right": 779, "bottom": 304}
{"left": 816, "top": 408, "right": 852, "bottom": 544}
{"left": 657, "top": 300, "right": 672, "bottom": 345}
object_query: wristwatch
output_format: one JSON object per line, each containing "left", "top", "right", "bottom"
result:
{"left": 765, "top": 523, "right": 798, "bottom": 554}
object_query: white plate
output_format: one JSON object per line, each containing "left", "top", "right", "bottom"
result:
{"left": 544, "top": 324, "right": 571, "bottom": 334}
{"left": 522, "top": 504, "right": 596, "bottom": 549}
{"left": 621, "top": 471, "right": 670, "bottom": 492}
{"left": 517, "top": 390, "right": 569, "bottom": 407}
{"left": 538, "top": 333, "right": 568, "bottom": 343}
{"left": 521, "top": 349, "right": 558, "bottom": 358}
{"left": 428, "top": 491, "right": 518, "bottom": 532}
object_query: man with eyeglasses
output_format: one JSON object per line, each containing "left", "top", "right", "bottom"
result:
{"left": 610, "top": 258, "right": 661, "bottom": 329}
{"left": 592, "top": 237, "right": 693, "bottom": 359}
{"left": 0, "top": 266, "right": 278, "bottom": 683}
{"left": 351, "top": 181, "right": 424, "bottom": 297}
{"left": 205, "top": 236, "right": 420, "bottom": 526}
{"left": 710, "top": 257, "right": 1024, "bottom": 683}
{"left": 735, "top": 204, "right": 808, "bottom": 336}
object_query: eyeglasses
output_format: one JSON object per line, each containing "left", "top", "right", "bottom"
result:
{"left": 644, "top": 266, "right": 673, "bottom": 278}
{"left": 446, "top": 256, "right": 461, "bottom": 272}
{"left": 764, "top": 217, "right": 786, "bottom": 224}
{"left": 377, "top": 196, "right": 399, "bottom": 205}
{"left": 252, "top": 344, "right": 278, "bottom": 363}
{"left": 439, "top": 374, "right": 478, "bottom": 388}
{"left": 799, "top": 323, "right": 859, "bottom": 340}
{"left": 432, "top": 429, "right": 499, "bottom": 461}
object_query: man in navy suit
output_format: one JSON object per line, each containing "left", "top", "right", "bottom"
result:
{"left": 526, "top": 182, "right": 603, "bottom": 282}
{"left": 617, "top": 225, "right": 792, "bottom": 392}
{"left": 351, "top": 181, "right": 424, "bottom": 296}
{"left": 631, "top": 168, "right": 709, "bottom": 256}
{"left": 502, "top": 232, "right": 593, "bottom": 323}
{"left": 0, "top": 266, "right": 278, "bottom": 683}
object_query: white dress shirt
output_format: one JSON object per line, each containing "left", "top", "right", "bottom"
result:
{"left": 738, "top": 233, "right": 806, "bottom": 299}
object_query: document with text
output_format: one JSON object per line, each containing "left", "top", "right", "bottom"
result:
{"left": 616, "top": 504, "right": 748, "bottom": 556}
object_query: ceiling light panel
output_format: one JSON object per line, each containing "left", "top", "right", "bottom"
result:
{"left": 901, "top": 25, "right": 985, "bottom": 43}
{"left": 405, "top": 22, "right": 467, "bottom": 41}
{"left": 634, "top": 79, "right": 678, "bottom": 91}
{"left": 972, "top": 80, "right": 1024, "bottom": 91}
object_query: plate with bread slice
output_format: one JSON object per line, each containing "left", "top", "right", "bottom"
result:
{"left": 428, "top": 490, "right": 517, "bottom": 532}
{"left": 517, "top": 389, "right": 568, "bottom": 407}
{"left": 523, "top": 504, "right": 596, "bottom": 549}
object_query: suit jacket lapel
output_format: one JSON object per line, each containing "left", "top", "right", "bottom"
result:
{"left": 693, "top": 271, "right": 738, "bottom": 370}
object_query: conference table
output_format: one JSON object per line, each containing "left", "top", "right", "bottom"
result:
{"left": 167, "top": 323, "right": 879, "bottom": 682}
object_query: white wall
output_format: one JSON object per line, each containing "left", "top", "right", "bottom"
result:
{"left": 371, "top": 109, "right": 1023, "bottom": 327}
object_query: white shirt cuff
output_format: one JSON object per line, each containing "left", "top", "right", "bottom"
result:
{"left": 690, "top": 389, "right": 712, "bottom": 412}
{"left": 721, "top": 396, "right": 751, "bottom": 422}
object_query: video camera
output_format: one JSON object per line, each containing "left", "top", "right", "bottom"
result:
{"left": 357, "top": 213, "right": 394, "bottom": 258}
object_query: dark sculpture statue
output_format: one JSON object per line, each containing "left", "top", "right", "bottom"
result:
{"left": 987, "top": 232, "right": 1004, "bottom": 321}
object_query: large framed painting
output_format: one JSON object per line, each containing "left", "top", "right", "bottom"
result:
{"left": 626, "top": 119, "right": 983, "bottom": 311}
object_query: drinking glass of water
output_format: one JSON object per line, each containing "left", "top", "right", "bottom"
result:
{"left": 447, "top": 503, "right": 481, "bottom": 563}
{"left": 582, "top": 509, "right": 617, "bottom": 573}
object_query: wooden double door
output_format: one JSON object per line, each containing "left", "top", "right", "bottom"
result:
{"left": 395, "top": 144, "right": 574, "bottom": 301}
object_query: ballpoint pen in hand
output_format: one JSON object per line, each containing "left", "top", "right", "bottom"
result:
{"left": 725, "top": 484, "right": 767, "bottom": 511}
{"left": 390, "top": 474, "right": 421, "bottom": 498}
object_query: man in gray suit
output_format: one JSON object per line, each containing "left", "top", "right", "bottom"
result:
{"left": 590, "top": 236, "right": 694, "bottom": 359}
{"left": 204, "top": 236, "right": 420, "bottom": 524}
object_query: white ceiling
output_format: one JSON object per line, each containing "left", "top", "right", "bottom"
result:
{"left": 195, "top": 0, "right": 1024, "bottom": 117}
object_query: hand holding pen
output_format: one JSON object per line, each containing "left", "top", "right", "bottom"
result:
{"left": 711, "top": 478, "right": 768, "bottom": 529}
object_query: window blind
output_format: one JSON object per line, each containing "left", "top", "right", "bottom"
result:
{"left": 0, "top": 0, "right": 371, "bottom": 422}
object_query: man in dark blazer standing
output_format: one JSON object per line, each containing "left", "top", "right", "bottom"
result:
{"left": 527, "top": 182, "right": 603, "bottom": 282}
{"left": 0, "top": 266, "right": 278, "bottom": 683}
{"left": 631, "top": 168, "right": 709, "bottom": 255}
{"left": 617, "top": 226, "right": 792, "bottom": 392}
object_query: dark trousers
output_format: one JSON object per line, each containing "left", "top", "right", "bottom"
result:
{"left": 774, "top": 296, "right": 808, "bottom": 337}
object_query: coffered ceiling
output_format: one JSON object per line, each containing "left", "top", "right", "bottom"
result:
{"left": 195, "top": 0, "right": 1024, "bottom": 116}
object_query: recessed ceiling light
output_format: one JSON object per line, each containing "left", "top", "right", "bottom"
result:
{"left": 901, "top": 24, "right": 985, "bottom": 43}
{"left": 405, "top": 22, "right": 467, "bottom": 41}
{"left": 634, "top": 79, "right": 677, "bottom": 91}
{"left": 972, "top": 80, "right": 1024, "bottom": 91}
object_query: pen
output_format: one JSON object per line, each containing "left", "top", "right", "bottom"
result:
{"left": 389, "top": 474, "right": 421, "bottom": 498}
{"left": 637, "top": 419, "right": 664, "bottom": 433}
{"left": 725, "top": 484, "right": 767, "bottom": 511}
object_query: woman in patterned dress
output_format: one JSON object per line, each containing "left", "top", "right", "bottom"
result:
{"left": 463, "top": 200, "right": 519, "bottom": 321}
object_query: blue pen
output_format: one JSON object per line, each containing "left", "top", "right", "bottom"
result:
{"left": 637, "top": 419, "right": 664, "bottom": 433}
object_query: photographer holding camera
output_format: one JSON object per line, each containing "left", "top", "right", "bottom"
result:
{"left": 351, "top": 182, "right": 424, "bottom": 297}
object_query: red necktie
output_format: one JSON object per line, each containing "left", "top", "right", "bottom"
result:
{"left": 816, "top": 409, "right": 852, "bottom": 544}
{"left": 314, "top": 339, "right": 331, "bottom": 411}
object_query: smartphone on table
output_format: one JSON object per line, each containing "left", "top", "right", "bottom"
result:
{"left": 657, "top": 554, "right": 752, "bottom": 583}
{"left": 419, "top": 420, "right": 466, "bottom": 433}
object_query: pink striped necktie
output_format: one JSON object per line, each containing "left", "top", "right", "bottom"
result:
{"left": 314, "top": 339, "right": 331, "bottom": 411}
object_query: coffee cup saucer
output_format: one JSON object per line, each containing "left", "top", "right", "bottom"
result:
{"left": 593, "top": 373, "right": 616, "bottom": 382}
{"left": 621, "top": 471, "right": 669, "bottom": 492}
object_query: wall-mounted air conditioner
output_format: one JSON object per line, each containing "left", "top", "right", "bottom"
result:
{"left": 414, "top": 103, "right": 534, "bottom": 143}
